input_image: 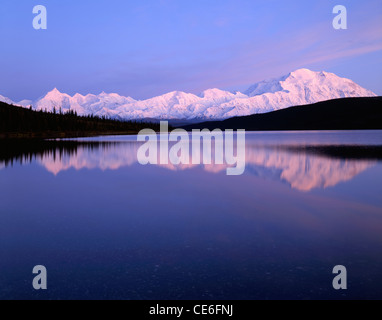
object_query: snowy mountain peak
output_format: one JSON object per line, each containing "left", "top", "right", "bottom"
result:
{"left": 164, "top": 91, "right": 192, "bottom": 98}
{"left": 289, "top": 68, "right": 317, "bottom": 78}
{"left": 44, "top": 88, "right": 70, "bottom": 100}
{"left": 0, "top": 94, "right": 32, "bottom": 107}
{"left": 244, "top": 69, "right": 375, "bottom": 102}
{"left": 1, "top": 68, "right": 377, "bottom": 121}
{"left": 48, "top": 88, "right": 63, "bottom": 95}
{"left": 199, "top": 88, "right": 236, "bottom": 99}
{"left": 18, "top": 100, "right": 33, "bottom": 107}
{"left": 0, "top": 94, "right": 15, "bottom": 105}
{"left": 73, "top": 93, "right": 85, "bottom": 99}
{"left": 244, "top": 78, "right": 285, "bottom": 97}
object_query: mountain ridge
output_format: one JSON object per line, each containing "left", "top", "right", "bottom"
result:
{"left": 0, "top": 69, "right": 376, "bottom": 121}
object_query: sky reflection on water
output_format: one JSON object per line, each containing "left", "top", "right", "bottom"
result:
{"left": 1, "top": 131, "right": 382, "bottom": 300}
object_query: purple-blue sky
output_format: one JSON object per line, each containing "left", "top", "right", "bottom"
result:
{"left": 0, "top": 0, "right": 381, "bottom": 101}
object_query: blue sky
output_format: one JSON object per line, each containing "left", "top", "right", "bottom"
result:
{"left": 0, "top": 0, "right": 381, "bottom": 101}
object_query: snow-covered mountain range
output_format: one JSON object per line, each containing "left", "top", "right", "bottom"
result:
{"left": 0, "top": 69, "right": 376, "bottom": 121}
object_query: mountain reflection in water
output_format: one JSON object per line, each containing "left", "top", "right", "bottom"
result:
{"left": 1, "top": 131, "right": 382, "bottom": 300}
{"left": 1, "top": 133, "right": 381, "bottom": 192}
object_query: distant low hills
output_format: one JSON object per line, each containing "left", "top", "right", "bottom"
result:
{"left": 182, "top": 97, "right": 382, "bottom": 131}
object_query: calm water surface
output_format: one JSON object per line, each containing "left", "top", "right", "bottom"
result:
{"left": 1, "top": 131, "right": 382, "bottom": 300}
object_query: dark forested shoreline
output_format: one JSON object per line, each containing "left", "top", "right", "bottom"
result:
{"left": 0, "top": 101, "right": 160, "bottom": 139}
{"left": 182, "top": 97, "right": 382, "bottom": 131}
{"left": 2, "top": 97, "right": 382, "bottom": 139}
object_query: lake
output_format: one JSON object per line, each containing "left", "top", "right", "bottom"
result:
{"left": 1, "top": 130, "right": 382, "bottom": 300}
